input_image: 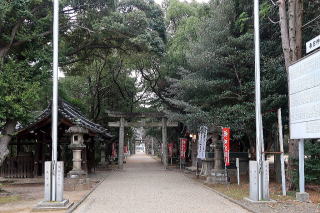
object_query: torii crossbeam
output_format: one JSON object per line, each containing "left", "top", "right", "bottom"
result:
{"left": 107, "top": 111, "right": 178, "bottom": 169}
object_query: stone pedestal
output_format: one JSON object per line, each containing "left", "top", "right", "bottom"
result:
{"left": 206, "top": 139, "right": 229, "bottom": 184}
{"left": 206, "top": 169, "right": 229, "bottom": 184}
{"left": 68, "top": 143, "right": 87, "bottom": 179}
{"left": 64, "top": 178, "right": 91, "bottom": 191}
{"left": 33, "top": 199, "right": 73, "bottom": 211}
{"left": 200, "top": 158, "right": 214, "bottom": 176}
{"left": 296, "top": 192, "right": 309, "bottom": 202}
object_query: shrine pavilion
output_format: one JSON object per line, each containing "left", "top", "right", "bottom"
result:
{"left": 0, "top": 99, "right": 113, "bottom": 178}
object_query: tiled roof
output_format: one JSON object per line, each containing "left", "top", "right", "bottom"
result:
{"left": 17, "top": 99, "right": 113, "bottom": 138}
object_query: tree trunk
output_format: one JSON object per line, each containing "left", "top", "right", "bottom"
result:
{"left": 295, "top": 0, "right": 303, "bottom": 59}
{"left": 0, "top": 120, "right": 17, "bottom": 166}
{"left": 278, "top": 0, "right": 304, "bottom": 190}
{"left": 278, "top": 0, "right": 291, "bottom": 71}
{"left": 288, "top": 0, "right": 297, "bottom": 61}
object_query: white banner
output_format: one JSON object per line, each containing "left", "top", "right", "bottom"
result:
{"left": 197, "top": 126, "right": 207, "bottom": 159}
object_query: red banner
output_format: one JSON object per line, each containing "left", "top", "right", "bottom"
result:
{"left": 179, "top": 138, "right": 187, "bottom": 159}
{"left": 112, "top": 143, "right": 117, "bottom": 158}
{"left": 222, "top": 128, "right": 230, "bottom": 166}
{"left": 168, "top": 143, "right": 173, "bottom": 158}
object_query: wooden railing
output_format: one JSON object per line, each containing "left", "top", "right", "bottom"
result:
{"left": 0, "top": 154, "right": 34, "bottom": 178}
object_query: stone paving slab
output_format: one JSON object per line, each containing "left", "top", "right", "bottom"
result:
{"left": 74, "top": 153, "right": 248, "bottom": 213}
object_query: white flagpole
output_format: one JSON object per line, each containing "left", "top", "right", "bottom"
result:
{"left": 51, "top": 0, "right": 59, "bottom": 201}
{"left": 254, "top": 0, "right": 264, "bottom": 201}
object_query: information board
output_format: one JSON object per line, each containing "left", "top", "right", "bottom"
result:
{"left": 197, "top": 126, "right": 207, "bottom": 159}
{"left": 289, "top": 50, "right": 320, "bottom": 139}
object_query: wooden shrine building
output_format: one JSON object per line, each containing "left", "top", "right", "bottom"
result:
{"left": 0, "top": 100, "right": 113, "bottom": 178}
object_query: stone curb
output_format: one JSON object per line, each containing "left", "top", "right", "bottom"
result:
{"left": 183, "top": 173, "right": 259, "bottom": 213}
{"left": 66, "top": 177, "right": 106, "bottom": 213}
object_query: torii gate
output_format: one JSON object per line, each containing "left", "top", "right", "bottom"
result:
{"left": 107, "top": 111, "right": 178, "bottom": 169}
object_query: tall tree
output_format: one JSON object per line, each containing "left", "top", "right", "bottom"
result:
{"left": 0, "top": 0, "right": 166, "bottom": 165}
{"left": 160, "top": 0, "right": 287, "bottom": 156}
{"left": 0, "top": 0, "right": 54, "bottom": 164}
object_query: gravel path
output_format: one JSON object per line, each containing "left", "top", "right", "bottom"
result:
{"left": 74, "top": 153, "right": 249, "bottom": 213}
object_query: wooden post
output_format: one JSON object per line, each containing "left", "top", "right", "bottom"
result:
{"left": 162, "top": 117, "right": 168, "bottom": 169}
{"left": 118, "top": 117, "right": 125, "bottom": 169}
{"left": 277, "top": 108, "right": 286, "bottom": 196}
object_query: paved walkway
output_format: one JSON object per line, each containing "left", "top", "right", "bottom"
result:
{"left": 74, "top": 153, "right": 248, "bottom": 213}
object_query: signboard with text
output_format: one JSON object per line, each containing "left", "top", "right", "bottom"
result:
{"left": 179, "top": 138, "right": 187, "bottom": 159}
{"left": 222, "top": 127, "right": 230, "bottom": 166}
{"left": 289, "top": 50, "right": 320, "bottom": 139}
{"left": 306, "top": 35, "right": 320, "bottom": 53}
{"left": 197, "top": 126, "right": 207, "bottom": 160}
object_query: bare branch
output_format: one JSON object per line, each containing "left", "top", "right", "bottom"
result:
{"left": 268, "top": 16, "right": 280, "bottom": 24}
{"left": 302, "top": 14, "right": 320, "bottom": 28}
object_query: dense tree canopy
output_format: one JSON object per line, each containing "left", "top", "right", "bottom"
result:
{"left": 0, "top": 0, "right": 320, "bottom": 184}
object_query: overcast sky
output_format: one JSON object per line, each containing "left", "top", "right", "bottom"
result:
{"left": 154, "top": 0, "right": 210, "bottom": 5}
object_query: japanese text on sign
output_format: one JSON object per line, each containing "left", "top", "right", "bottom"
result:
{"left": 222, "top": 128, "right": 230, "bottom": 166}
{"left": 197, "top": 126, "right": 207, "bottom": 160}
{"left": 306, "top": 35, "right": 320, "bottom": 53}
{"left": 180, "top": 138, "right": 187, "bottom": 159}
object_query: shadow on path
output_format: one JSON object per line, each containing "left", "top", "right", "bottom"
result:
{"left": 74, "top": 153, "right": 248, "bottom": 213}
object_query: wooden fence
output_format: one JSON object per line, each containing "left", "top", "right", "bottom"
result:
{"left": 0, "top": 154, "right": 34, "bottom": 178}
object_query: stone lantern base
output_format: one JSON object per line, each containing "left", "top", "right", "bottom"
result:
{"left": 65, "top": 169, "right": 90, "bottom": 191}
{"left": 200, "top": 158, "right": 214, "bottom": 177}
{"left": 68, "top": 169, "right": 87, "bottom": 179}
{"left": 206, "top": 169, "right": 230, "bottom": 184}
{"left": 65, "top": 177, "right": 91, "bottom": 191}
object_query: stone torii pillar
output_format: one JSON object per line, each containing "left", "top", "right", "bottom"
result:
{"left": 162, "top": 117, "right": 168, "bottom": 169}
{"left": 107, "top": 111, "right": 178, "bottom": 170}
{"left": 118, "top": 117, "right": 125, "bottom": 169}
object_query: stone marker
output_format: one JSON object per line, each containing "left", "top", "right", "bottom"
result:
{"left": 44, "top": 161, "right": 52, "bottom": 201}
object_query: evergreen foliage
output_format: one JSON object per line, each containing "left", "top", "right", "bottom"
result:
{"left": 162, "top": 0, "right": 287, "bottom": 153}
{"left": 305, "top": 141, "right": 320, "bottom": 184}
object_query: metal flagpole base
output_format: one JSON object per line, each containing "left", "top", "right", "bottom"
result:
{"left": 34, "top": 161, "right": 73, "bottom": 211}
{"left": 249, "top": 160, "right": 270, "bottom": 201}
{"left": 33, "top": 199, "right": 73, "bottom": 211}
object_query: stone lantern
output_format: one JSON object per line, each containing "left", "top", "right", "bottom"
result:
{"left": 206, "top": 139, "right": 229, "bottom": 184}
{"left": 66, "top": 124, "right": 88, "bottom": 179}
